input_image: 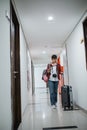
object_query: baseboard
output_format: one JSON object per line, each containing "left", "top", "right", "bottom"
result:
{"left": 75, "top": 104, "right": 87, "bottom": 114}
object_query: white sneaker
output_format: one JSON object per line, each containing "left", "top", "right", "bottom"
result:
{"left": 51, "top": 105, "right": 56, "bottom": 109}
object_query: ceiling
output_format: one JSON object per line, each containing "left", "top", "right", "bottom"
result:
{"left": 14, "top": 0, "right": 87, "bottom": 64}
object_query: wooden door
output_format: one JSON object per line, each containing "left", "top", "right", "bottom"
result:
{"left": 10, "top": 2, "right": 21, "bottom": 130}
{"left": 83, "top": 17, "right": 87, "bottom": 69}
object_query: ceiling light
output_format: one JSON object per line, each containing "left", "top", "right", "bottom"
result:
{"left": 48, "top": 16, "right": 54, "bottom": 21}
{"left": 42, "top": 51, "right": 46, "bottom": 54}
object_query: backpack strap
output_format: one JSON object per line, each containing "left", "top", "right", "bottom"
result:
{"left": 57, "top": 64, "right": 61, "bottom": 79}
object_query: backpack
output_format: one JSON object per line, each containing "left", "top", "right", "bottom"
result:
{"left": 42, "top": 69, "right": 48, "bottom": 82}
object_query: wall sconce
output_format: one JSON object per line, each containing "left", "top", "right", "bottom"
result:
{"left": 5, "top": 10, "right": 10, "bottom": 22}
{"left": 80, "top": 38, "right": 84, "bottom": 44}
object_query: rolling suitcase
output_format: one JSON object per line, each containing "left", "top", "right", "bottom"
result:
{"left": 69, "top": 86, "right": 73, "bottom": 110}
{"left": 61, "top": 85, "right": 73, "bottom": 110}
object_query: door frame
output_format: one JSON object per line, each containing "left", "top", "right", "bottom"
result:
{"left": 83, "top": 17, "right": 87, "bottom": 69}
{"left": 10, "top": 1, "right": 21, "bottom": 130}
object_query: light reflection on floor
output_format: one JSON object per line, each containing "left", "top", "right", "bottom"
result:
{"left": 18, "top": 87, "right": 87, "bottom": 130}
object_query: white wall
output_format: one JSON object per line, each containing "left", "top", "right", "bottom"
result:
{"left": 26, "top": 48, "right": 32, "bottom": 102}
{"left": 0, "top": 1, "right": 32, "bottom": 129}
{"left": 31, "top": 62, "right": 35, "bottom": 94}
{"left": 27, "top": 49, "right": 32, "bottom": 93}
{"left": 20, "top": 27, "right": 29, "bottom": 116}
{"left": 20, "top": 26, "right": 32, "bottom": 116}
{"left": 60, "top": 49, "right": 69, "bottom": 85}
{"left": 34, "top": 64, "right": 47, "bottom": 89}
{"left": 0, "top": 0, "right": 12, "bottom": 130}
{"left": 66, "top": 12, "right": 87, "bottom": 110}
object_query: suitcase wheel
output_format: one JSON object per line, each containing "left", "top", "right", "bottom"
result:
{"left": 71, "top": 106, "right": 73, "bottom": 110}
{"left": 64, "top": 107, "right": 66, "bottom": 110}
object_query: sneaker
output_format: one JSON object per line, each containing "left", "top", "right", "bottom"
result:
{"left": 51, "top": 105, "right": 56, "bottom": 109}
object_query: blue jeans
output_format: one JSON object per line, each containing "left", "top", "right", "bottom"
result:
{"left": 48, "top": 80, "right": 58, "bottom": 105}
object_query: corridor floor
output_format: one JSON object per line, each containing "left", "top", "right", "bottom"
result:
{"left": 18, "top": 88, "right": 87, "bottom": 130}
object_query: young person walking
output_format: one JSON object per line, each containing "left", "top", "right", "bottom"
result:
{"left": 47, "top": 55, "right": 61, "bottom": 109}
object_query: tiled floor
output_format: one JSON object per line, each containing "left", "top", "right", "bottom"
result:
{"left": 18, "top": 88, "right": 87, "bottom": 130}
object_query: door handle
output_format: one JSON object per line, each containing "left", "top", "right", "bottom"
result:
{"left": 13, "top": 71, "right": 19, "bottom": 74}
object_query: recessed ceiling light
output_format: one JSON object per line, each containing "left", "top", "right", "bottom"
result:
{"left": 42, "top": 51, "right": 46, "bottom": 54}
{"left": 48, "top": 16, "right": 54, "bottom": 21}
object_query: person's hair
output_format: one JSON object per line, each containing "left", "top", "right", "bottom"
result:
{"left": 51, "top": 54, "right": 57, "bottom": 59}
